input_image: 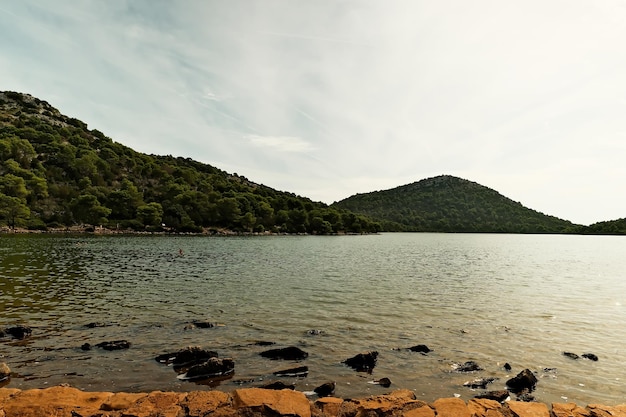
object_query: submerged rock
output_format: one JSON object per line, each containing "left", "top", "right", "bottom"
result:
{"left": 314, "top": 382, "right": 336, "bottom": 397}
{"left": 252, "top": 341, "right": 275, "bottom": 346}
{"left": 273, "top": 366, "right": 309, "bottom": 377}
{"left": 259, "top": 346, "right": 308, "bottom": 361}
{"left": 260, "top": 381, "right": 295, "bottom": 390}
{"left": 463, "top": 377, "right": 496, "bottom": 389}
{"left": 84, "top": 322, "right": 107, "bottom": 328}
{"left": 454, "top": 361, "right": 482, "bottom": 372}
{"left": 95, "top": 340, "right": 131, "bottom": 351}
{"left": 344, "top": 351, "right": 378, "bottom": 372}
{"left": 505, "top": 369, "right": 537, "bottom": 394}
{"left": 582, "top": 353, "right": 599, "bottom": 361}
{"left": 81, "top": 343, "right": 91, "bottom": 351}
{"left": 375, "top": 377, "right": 392, "bottom": 388}
{"left": 177, "top": 357, "right": 234, "bottom": 381}
{"left": 5, "top": 325, "right": 32, "bottom": 339}
{"left": 408, "top": 344, "right": 431, "bottom": 354}
{"left": 155, "top": 346, "right": 218, "bottom": 368}
{"left": 0, "top": 362, "right": 10, "bottom": 382}
{"left": 190, "top": 321, "right": 216, "bottom": 329}
{"left": 474, "top": 390, "right": 510, "bottom": 402}
{"left": 563, "top": 352, "right": 580, "bottom": 360}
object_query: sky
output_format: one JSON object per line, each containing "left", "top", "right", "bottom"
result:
{"left": 1, "top": 1, "right": 626, "bottom": 226}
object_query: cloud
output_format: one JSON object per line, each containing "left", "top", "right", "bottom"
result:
{"left": 247, "top": 135, "right": 315, "bottom": 153}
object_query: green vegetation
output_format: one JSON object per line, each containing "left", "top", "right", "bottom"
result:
{"left": 0, "top": 91, "right": 380, "bottom": 234}
{"left": 332, "top": 175, "right": 584, "bottom": 234}
{"left": 584, "top": 218, "right": 626, "bottom": 235}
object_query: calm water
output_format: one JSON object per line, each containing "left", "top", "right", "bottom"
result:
{"left": 0, "top": 233, "right": 625, "bottom": 405}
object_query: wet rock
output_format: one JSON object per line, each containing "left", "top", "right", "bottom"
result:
{"left": 177, "top": 357, "right": 234, "bottom": 381}
{"left": 84, "top": 322, "right": 106, "bottom": 328}
{"left": 191, "top": 320, "right": 216, "bottom": 329}
{"left": 0, "top": 362, "right": 10, "bottom": 382}
{"left": 95, "top": 340, "right": 131, "bottom": 350}
{"left": 582, "top": 353, "right": 598, "bottom": 361}
{"left": 260, "top": 381, "right": 295, "bottom": 390}
{"left": 408, "top": 344, "right": 431, "bottom": 353}
{"left": 314, "top": 382, "right": 336, "bottom": 397}
{"left": 260, "top": 346, "right": 308, "bottom": 361}
{"left": 0, "top": 329, "right": 5, "bottom": 337}
{"left": 80, "top": 343, "right": 91, "bottom": 351}
{"left": 454, "top": 361, "right": 483, "bottom": 372}
{"left": 463, "top": 377, "right": 496, "bottom": 389}
{"left": 503, "top": 363, "right": 512, "bottom": 371}
{"left": 273, "top": 366, "right": 309, "bottom": 377}
{"left": 563, "top": 352, "right": 580, "bottom": 360}
{"left": 516, "top": 392, "right": 535, "bottom": 402}
{"left": 505, "top": 368, "right": 537, "bottom": 394}
{"left": 253, "top": 341, "right": 275, "bottom": 346}
{"left": 306, "top": 329, "right": 324, "bottom": 336}
{"left": 344, "top": 351, "right": 378, "bottom": 372}
{"left": 474, "top": 390, "right": 510, "bottom": 402}
{"left": 376, "top": 377, "right": 392, "bottom": 388}
{"left": 5, "top": 325, "right": 32, "bottom": 339}
{"left": 155, "top": 346, "right": 218, "bottom": 368}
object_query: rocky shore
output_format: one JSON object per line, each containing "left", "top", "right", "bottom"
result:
{"left": 1, "top": 385, "right": 625, "bottom": 417}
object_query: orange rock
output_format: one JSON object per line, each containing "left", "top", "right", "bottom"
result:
{"left": 586, "top": 403, "right": 626, "bottom": 417}
{"left": 182, "top": 390, "right": 233, "bottom": 417}
{"left": 506, "top": 401, "right": 550, "bottom": 417}
{"left": 233, "top": 388, "right": 312, "bottom": 417}
{"left": 467, "top": 398, "right": 511, "bottom": 417}
{"left": 100, "top": 392, "right": 147, "bottom": 411}
{"left": 339, "top": 392, "right": 430, "bottom": 417}
{"left": 402, "top": 405, "right": 436, "bottom": 417}
{"left": 122, "top": 391, "right": 187, "bottom": 417}
{"left": 431, "top": 398, "right": 470, "bottom": 417}
{"left": 551, "top": 402, "right": 591, "bottom": 417}
{"left": 314, "top": 397, "right": 343, "bottom": 417}
{"left": 0, "top": 386, "right": 112, "bottom": 417}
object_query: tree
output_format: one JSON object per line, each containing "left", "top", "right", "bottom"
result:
{"left": 70, "top": 194, "right": 111, "bottom": 225}
{"left": 0, "top": 194, "right": 30, "bottom": 228}
{"left": 137, "top": 202, "right": 163, "bottom": 227}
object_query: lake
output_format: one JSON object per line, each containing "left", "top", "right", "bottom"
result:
{"left": 0, "top": 233, "right": 624, "bottom": 405}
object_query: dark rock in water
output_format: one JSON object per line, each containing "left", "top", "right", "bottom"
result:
{"left": 455, "top": 361, "right": 482, "bottom": 372}
{"left": 81, "top": 343, "right": 91, "bottom": 351}
{"left": 95, "top": 340, "right": 131, "bottom": 351}
{"left": 0, "top": 329, "right": 5, "bottom": 338}
{"left": 6, "top": 325, "right": 32, "bottom": 339}
{"left": 0, "top": 362, "right": 10, "bottom": 382}
{"left": 582, "top": 353, "right": 598, "bottom": 361}
{"left": 376, "top": 377, "right": 392, "bottom": 388}
{"left": 517, "top": 393, "right": 535, "bottom": 402}
{"left": 314, "top": 382, "right": 336, "bottom": 397}
{"left": 232, "top": 378, "right": 255, "bottom": 385}
{"left": 408, "top": 345, "right": 431, "bottom": 354}
{"left": 306, "top": 329, "right": 324, "bottom": 336}
{"left": 503, "top": 363, "right": 512, "bottom": 371}
{"left": 191, "top": 321, "right": 216, "bottom": 329}
{"left": 273, "top": 366, "right": 309, "bottom": 377}
{"left": 260, "top": 381, "right": 295, "bottom": 390}
{"left": 155, "top": 346, "right": 218, "bottom": 368}
{"left": 474, "top": 390, "right": 510, "bottom": 403}
{"left": 260, "top": 346, "right": 308, "bottom": 361}
{"left": 563, "top": 352, "right": 580, "bottom": 360}
{"left": 84, "top": 322, "right": 106, "bottom": 328}
{"left": 178, "top": 357, "right": 234, "bottom": 381}
{"left": 344, "top": 351, "right": 378, "bottom": 372}
{"left": 463, "top": 377, "right": 496, "bottom": 389}
{"left": 506, "top": 369, "right": 537, "bottom": 394}
{"left": 253, "top": 341, "right": 275, "bottom": 346}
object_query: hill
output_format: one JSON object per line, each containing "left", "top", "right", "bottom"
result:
{"left": 332, "top": 175, "right": 582, "bottom": 233}
{"left": 0, "top": 91, "right": 380, "bottom": 234}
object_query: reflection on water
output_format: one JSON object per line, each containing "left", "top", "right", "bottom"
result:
{"left": 0, "top": 233, "right": 625, "bottom": 405}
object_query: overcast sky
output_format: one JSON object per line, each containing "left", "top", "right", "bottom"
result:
{"left": 2, "top": 1, "right": 625, "bottom": 225}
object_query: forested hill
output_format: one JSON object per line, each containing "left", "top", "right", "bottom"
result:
{"left": 332, "top": 175, "right": 582, "bottom": 233}
{"left": 0, "top": 91, "right": 380, "bottom": 234}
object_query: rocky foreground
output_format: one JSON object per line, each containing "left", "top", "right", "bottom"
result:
{"left": 1, "top": 386, "right": 625, "bottom": 417}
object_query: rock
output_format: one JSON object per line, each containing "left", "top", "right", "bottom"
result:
{"left": 463, "top": 377, "right": 496, "bottom": 389}
{"left": 306, "top": 329, "right": 324, "bottom": 336}
{"left": 260, "top": 381, "right": 295, "bottom": 390}
{"left": 314, "top": 382, "right": 336, "bottom": 397}
{"left": 551, "top": 402, "right": 592, "bottom": 417}
{"left": 155, "top": 346, "right": 219, "bottom": 368}
{"left": 582, "top": 353, "right": 598, "bottom": 361}
{"left": 516, "top": 392, "right": 535, "bottom": 402}
{"left": 314, "top": 397, "right": 343, "bottom": 416}
{"left": 377, "top": 377, "right": 392, "bottom": 388}
{"left": 503, "top": 362, "right": 512, "bottom": 371}
{"left": 507, "top": 401, "right": 550, "bottom": 416}
{"left": 0, "top": 363, "right": 10, "bottom": 382}
{"left": 431, "top": 397, "right": 470, "bottom": 417}
{"left": 95, "top": 340, "right": 131, "bottom": 350}
{"left": 454, "top": 361, "right": 482, "bottom": 372}
{"left": 253, "top": 341, "right": 275, "bottom": 346}
{"left": 232, "top": 387, "right": 311, "bottom": 417}
{"left": 177, "top": 357, "right": 234, "bottom": 381}
{"left": 5, "top": 325, "right": 32, "bottom": 339}
{"left": 0, "top": 386, "right": 112, "bottom": 417}
{"left": 191, "top": 320, "right": 216, "bottom": 329}
{"left": 563, "top": 351, "right": 580, "bottom": 360}
{"left": 259, "top": 346, "right": 308, "bottom": 361}
{"left": 84, "top": 322, "right": 106, "bottom": 328}
{"left": 121, "top": 391, "right": 187, "bottom": 417}
{"left": 506, "top": 368, "right": 537, "bottom": 394}
{"left": 80, "top": 343, "right": 91, "bottom": 351}
{"left": 468, "top": 398, "right": 509, "bottom": 417}
{"left": 273, "top": 366, "right": 308, "bottom": 377}
{"left": 344, "top": 351, "right": 378, "bottom": 372}
{"left": 408, "top": 344, "right": 431, "bottom": 353}
{"left": 181, "top": 391, "right": 232, "bottom": 417}
{"left": 474, "top": 390, "right": 510, "bottom": 402}
{"left": 100, "top": 392, "right": 147, "bottom": 411}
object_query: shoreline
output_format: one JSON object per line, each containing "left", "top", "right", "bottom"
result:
{"left": 2, "top": 385, "right": 625, "bottom": 417}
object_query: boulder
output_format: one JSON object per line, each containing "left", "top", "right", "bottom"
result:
{"left": 376, "top": 377, "right": 392, "bottom": 388}
{"left": 474, "top": 390, "right": 510, "bottom": 403}
{"left": 454, "top": 361, "right": 482, "bottom": 372}
{"left": 177, "top": 357, "right": 234, "bottom": 381}
{"left": 463, "top": 377, "right": 496, "bottom": 389}
{"left": 155, "top": 346, "right": 219, "bottom": 368}
{"left": 84, "top": 322, "right": 107, "bottom": 328}
{"left": 121, "top": 391, "right": 187, "bottom": 417}
{"left": 582, "top": 353, "right": 598, "bottom": 361}
{"left": 344, "top": 351, "right": 378, "bottom": 372}
{"left": 181, "top": 391, "right": 232, "bottom": 417}
{"left": 0, "top": 363, "right": 10, "bottom": 382}
{"left": 259, "top": 346, "right": 308, "bottom": 361}
{"left": 273, "top": 366, "right": 308, "bottom": 377}
{"left": 507, "top": 401, "right": 550, "bottom": 417}
{"left": 503, "top": 362, "right": 512, "bottom": 371}
{"left": 314, "top": 382, "right": 335, "bottom": 397}
{"left": 232, "top": 388, "right": 311, "bottom": 417}
{"left": 563, "top": 352, "right": 580, "bottom": 360}
{"left": 505, "top": 368, "right": 537, "bottom": 394}
{"left": 468, "top": 398, "right": 509, "bottom": 417}
{"left": 551, "top": 402, "right": 592, "bottom": 417}
{"left": 260, "top": 381, "right": 295, "bottom": 390}
{"left": 95, "top": 340, "right": 131, "bottom": 350}
{"left": 5, "top": 325, "right": 31, "bottom": 339}
{"left": 408, "top": 344, "right": 431, "bottom": 353}
{"left": 191, "top": 320, "right": 216, "bottom": 329}
{"left": 80, "top": 343, "right": 91, "bottom": 351}
{"left": 431, "top": 397, "right": 470, "bottom": 417}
